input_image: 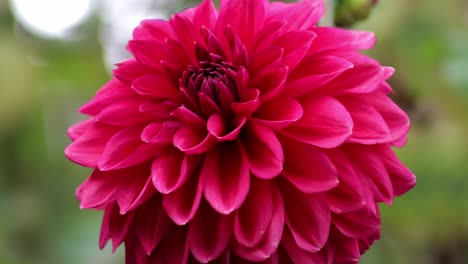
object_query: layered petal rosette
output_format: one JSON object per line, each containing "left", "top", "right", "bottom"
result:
{"left": 65, "top": 0, "right": 415, "bottom": 263}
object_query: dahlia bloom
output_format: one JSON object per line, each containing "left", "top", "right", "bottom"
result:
{"left": 65, "top": 0, "right": 415, "bottom": 263}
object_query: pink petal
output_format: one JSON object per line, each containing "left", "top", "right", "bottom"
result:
{"left": 171, "top": 105, "right": 206, "bottom": 128}
{"left": 173, "top": 126, "right": 217, "bottom": 154}
{"left": 98, "top": 125, "right": 162, "bottom": 171}
{"left": 242, "top": 122, "right": 284, "bottom": 180}
{"left": 281, "top": 180, "right": 330, "bottom": 252}
{"left": 133, "top": 19, "right": 173, "bottom": 41}
{"left": 169, "top": 15, "right": 200, "bottom": 62}
{"left": 152, "top": 148, "right": 201, "bottom": 194}
{"left": 139, "top": 100, "right": 178, "bottom": 120}
{"left": 253, "top": 64, "right": 288, "bottom": 102}
{"left": 216, "top": 0, "right": 265, "bottom": 44}
{"left": 150, "top": 225, "right": 190, "bottom": 264}
{"left": 332, "top": 207, "right": 381, "bottom": 238}
{"left": 79, "top": 79, "right": 132, "bottom": 116}
{"left": 76, "top": 169, "right": 118, "bottom": 209}
{"left": 253, "top": 97, "right": 303, "bottom": 129}
{"left": 163, "top": 171, "right": 204, "bottom": 225}
{"left": 374, "top": 145, "right": 416, "bottom": 196}
{"left": 207, "top": 114, "right": 246, "bottom": 141}
{"left": 266, "top": 0, "right": 324, "bottom": 31}
{"left": 188, "top": 201, "right": 234, "bottom": 262}
{"left": 127, "top": 38, "right": 166, "bottom": 69}
{"left": 234, "top": 178, "right": 273, "bottom": 247}
{"left": 193, "top": 0, "right": 218, "bottom": 30}
{"left": 325, "top": 149, "right": 366, "bottom": 214}
{"left": 132, "top": 74, "right": 180, "bottom": 100}
{"left": 363, "top": 93, "right": 410, "bottom": 145}
{"left": 281, "top": 227, "right": 325, "bottom": 263}
{"left": 141, "top": 121, "right": 181, "bottom": 144}
{"left": 135, "top": 196, "right": 171, "bottom": 254}
{"left": 273, "top": 30, "right": 316, "bottom": 70}
{"left": 102, "top": 203, "right": 135, "bottom": 252}
{"left": 65, "top": 122, "right": 120, "bottom": 168}
{"left": 202, "top": 142, "right": 250, "bottom": 214}
{"left": 280, "top": 136, "right": 339, "bottom": 193}
{"left": 67, "top": 118, "right": 93, "bottom": 141}
{"left": 339, "top": 96, "right": 392, "bottom": 144}
{"left": 96, "top": 97, "right": 153, "bottom": 126}
{"left": 282, "top": 96, "right": 353, "bottom": 148}
{"left": 249, "top": 46, "right": 284, "bottom": 76}
{"left": 310, "top": 28, "right": 375, "bottom": 53}
{"left": 115, "top": 165, "right": 155, "bottom": 214}
{"left": 233, "top": 182, "right": 284, "bottom": 261}
{"left": 344, "top": 145, "right": 394, "bottom": 204}
{"left": 231, "top": 88, "right": 260, "bottom": 116}
{"left": 285, "top": 55, "right": 354, "bottom": 97}
{"left": 113, "top": 59, "right": 154, "bottom": 87}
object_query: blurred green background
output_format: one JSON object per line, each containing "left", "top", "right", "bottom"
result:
{"left": 0, "top": 0, "right": 467, "bottom": 263}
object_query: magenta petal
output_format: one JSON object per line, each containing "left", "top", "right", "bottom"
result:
{"left": 202, "top": 142, "right": 250, "bottom": 214}
{"left": 363, "top": 93, "right": 410, "bottom": 145}
{"left": 173, "top": 126, "right": 217, "bottom": 154}
{"left": 234, "top": 178, "right": 273, "bottom": 247}
{"left": 67, "top": 118, "right": 93, "bottom": 141}
{"left": 233, "top": 183, "right": 284, "bottom": 262}
{"left": 344, "top": 145, "right": 394, "bottom": 204}
{"left": 79, "top": 79, "right": 132, "bottom": 116}
{"left": 171, "top": 105, "right": 206, "bottom": 128}
{"left": 188, "top": 201, "right": 234, "bottom": 262}
{"left": 96, "top": 97, "right": 152, "bottom": 126}
{"left": 242, "top": 122, "right": 284, "bottom": 180}
{"left": 141, "top": 121, "right": 181, "bottom": 144}
{"left": 152, "top": 148, "right": 201, "bottom": 194}
{"left": 116, "top": 167, "right": 155, "bottom": 214}
{"left": 98, "top": 125, "right": 162, "bottom": 171}
{"left": 133, "top": 19, "right": 173, "bottom": 41}
{"left": 163, "top": 171, "right": 204, "bottom": 225}
{"left": 127, "top": 39, "right": 166, "bottom": 69}
{"left": 193, "top": 0, "right": 218, "bottom": 30}
{"left": 340, "top": 97, "right": 392, "bottom": 144}
{"left": 281, "top": 180, "right": 330, "bottom": 252}
{"left": 254, "top": 64, "right": 288, "bottom": 102}
{"left": 76, "top": 169, "right": 117, "bottom": 209}
{"left": 266, "top": 0, "right": 324, "bottom": 31}
{"left": 207, "top": 114, "right": 246, "bottom": 141}
{"left": 65, "top": 122, "right": 120, "bottom": 168}
{"left": 249, "top": 46, "right": 284, "bottom": 75}
{"left": 332, "top": 207, "right": 381, "bottom": 238}
{"left": 113, "top": 59, "right": 153, "bottom": 87}
{"left": 135, "top": 197, "right": 171, "bottom": 254}
{"left": 285, "top": 55, "right": 354, "bottom": 97}
{"left": 132, "top": 74, "right": 179, "bottom": 100}
{"left": 105, "top": 203, "right": 135, "bottom": 252}
{"left": 310, "top": 28, "right": 375, "bottom": 53}
{"left": 283, "top": 96, "right": 353, "bottom": 148}
{"left": 253, "top": 97, "right": 303, "bottom": 129}
{"left": 231, "top": 88, "right": 260, "bottom": 116}
{"left": 325, "top": 149, "right": 366, "bottom": 214}
{"left": 217, "top": 0, "right": 265, "bottom": 44}
{"left": 273, "top": 30, "right": 316, "bottom": 70}
{"left": 375, "top": 145, "right": 416, "bottom": 196}
{"left": 280, "top": 136, "right": 339, "bottom": 193}
{"left": 150, "top": 226, "right": 190, "bottom": 264}
{"left": 281, "top": 227, "right": 325, "bottom": 263}
{"left": 327, "top": 61, "right": 386, "bottom": 95}
{"left": 139, "top": 100, "right": 178, "bottom": 120}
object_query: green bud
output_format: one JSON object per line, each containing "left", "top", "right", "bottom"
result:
{"left": 334, "top": 0, "right": 378, "bottom": 27}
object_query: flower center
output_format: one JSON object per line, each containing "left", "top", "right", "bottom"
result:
{"left": 179, "top": 54, "right": 240, "bottom": 118}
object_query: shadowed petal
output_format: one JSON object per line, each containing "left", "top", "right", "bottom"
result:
{"left": 132, "top": 74, "right": 180, "bottom": 100}
{"left": 253, "top": 97, "right": 303, "bottom": 129}
{"left": 281, "top": 179, "right": 330, "bottom": 252}
{"left": 188, "top": 201, "right": 234, "bottom": 262}
{"left": 202, "top": 142, "right": 250, "bottom": 214}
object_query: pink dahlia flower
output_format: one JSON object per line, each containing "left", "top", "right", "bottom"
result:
{"left": 65, "top": 0, "right": 415, "bottom": 263}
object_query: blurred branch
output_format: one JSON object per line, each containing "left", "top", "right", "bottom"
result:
{"left": 322, "top": 0, "right": 335, "bottom": 27}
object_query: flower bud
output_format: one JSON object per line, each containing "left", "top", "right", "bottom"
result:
{"left": 335, "top": 0, "right": 378, "bottom": 27}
